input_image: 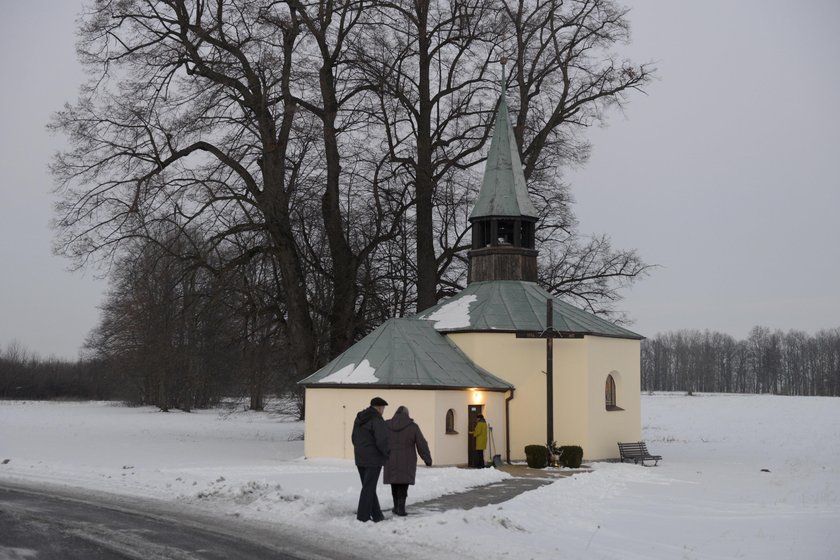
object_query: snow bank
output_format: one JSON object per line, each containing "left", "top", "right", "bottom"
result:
{"left": 1, "top": 394, "right": 838, "bottom": 559}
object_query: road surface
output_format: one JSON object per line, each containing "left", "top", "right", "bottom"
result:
{"left": 0, "top": 481, "right": 352, "bottom": 560}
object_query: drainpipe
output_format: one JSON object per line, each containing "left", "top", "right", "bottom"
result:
{"left": 505, "top": 388, "right": 515, "bottom": 464}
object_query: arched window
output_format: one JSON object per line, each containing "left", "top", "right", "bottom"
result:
{"left": 605, "top": 374, "right": 618, "bottom": 411}
{"left": 445, "top": 409, "right": 458, "bottom": 434}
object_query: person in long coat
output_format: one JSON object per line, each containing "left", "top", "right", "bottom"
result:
{"left": 351, "top": 397, "right": 390, "bottom": 522}
{"left": 383, "top": 406, "right": 432, "bottom": 516}
{"left": 469, "top": 414, "right": 488, "bottom": 468}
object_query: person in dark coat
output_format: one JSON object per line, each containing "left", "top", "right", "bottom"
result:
{"left": 383, "top": 406, "right": 432, "bottom": 516}
{"left": 351, "top": 396, "right": 390, "bottom": 522}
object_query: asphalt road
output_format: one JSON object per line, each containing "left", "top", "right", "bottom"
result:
{"left": 0, "top": 482, "right": 350, "bottom": 560}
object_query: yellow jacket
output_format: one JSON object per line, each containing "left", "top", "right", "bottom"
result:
{"left": 471, "top": 419, "right": 487, "bottom": 450}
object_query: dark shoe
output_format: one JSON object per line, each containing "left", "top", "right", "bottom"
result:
{"left": 395, "top": 497, "right": 407, "bottom": 517}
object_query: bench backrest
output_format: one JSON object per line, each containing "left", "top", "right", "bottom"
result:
{"left": 618, "top": 442, "right": 648, "bottom": 456}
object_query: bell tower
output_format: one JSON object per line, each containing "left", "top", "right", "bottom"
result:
{"left": 468, "top": 61, "right": 539, "bottom": 284}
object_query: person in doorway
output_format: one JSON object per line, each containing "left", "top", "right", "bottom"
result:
{"left": 383, "top": 406, "right": 432, "bottom": 517}
{"left": 351, "top": 396, "right": 390, "bottom": 522}
{"left": 470, "top": 414, "right": 488, "bottom": 468}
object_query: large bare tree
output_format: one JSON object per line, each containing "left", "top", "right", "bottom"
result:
{"left": 53, "top": 0, "right": 655, "bottom": 385}
{"left": 353, "top": 0, "right": 654, "bottom": 311}
{"left": 52, "top": 0, "right": 393, "bottom": 377}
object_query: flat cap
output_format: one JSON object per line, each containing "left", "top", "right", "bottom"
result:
{"left": 370, "top": 397, "right": 388, "bottom": 407}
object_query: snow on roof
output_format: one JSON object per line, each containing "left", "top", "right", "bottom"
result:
{"left": 420, "top": 295, "right": 477, "bottom": 330}
{"left": 418, "top": 281, "right": 643, "bottom": 339}
{"left": 298, "top": 318, "right": 512, "bottom": 390}
{"left": 316, "top": 359, "right": 378, "bottom": 384}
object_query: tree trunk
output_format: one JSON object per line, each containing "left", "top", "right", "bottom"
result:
{"left": 415, "top": 0, "right": 436, "bottom": 313}
{"left": 319, "top": 60, "right": 359, "bottom": 357}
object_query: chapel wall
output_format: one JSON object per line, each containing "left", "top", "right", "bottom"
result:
{"left": 303, "top": 387, "right": 507, "bottom": 466}
{"left": 447, "top": 332, "right": 591, "bottom": 461}
{"left": 583, "top": 336, "right": 642, "bottom": 460}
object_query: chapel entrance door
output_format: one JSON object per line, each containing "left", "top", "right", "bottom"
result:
{"left": 467, "top": 404, "right": 483, "bottom": 467}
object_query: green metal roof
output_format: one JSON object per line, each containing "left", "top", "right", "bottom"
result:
{"left": 469, "top": 93, "right": 539, "bottom": 220}
{"left": 418, "top": 281, "right": 643, "bottom": 339}
{"left": 298, "top": 318, "right": 513, "bottom": 390}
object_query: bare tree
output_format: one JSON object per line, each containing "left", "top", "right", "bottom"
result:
{"left": 84, "top": 232, "right": 244, "bottom": 410}
{"left": 355, "top": 0, "right": 654, "bottom": 313}
{"left": 352, "top": 0, "right": 500, "bottom": 310}
{"left": 500, "top": 0, "right": 654, "bottom": 314}
{"left": 53, "top": 0, "right": 656, "bottom": 387}
{"left": 51, "top": 0, "right": 339, "bottom": 378}
{"left": 540, "top": 233, "right": 651, "bottom": 321}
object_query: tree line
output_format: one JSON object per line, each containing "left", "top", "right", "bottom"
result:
{"left": 0, "top": 342, "right": 115, "bottom": 401}
{"left": 84, "top": 232, "right": 303, "bottom": 412}
{"left": 47, "top": 0, "right": 654, "bottom": 413}
{"left": 641, "top": 327, "right": 840, "bottom": 397}
{"left": 7, "top": 324, "right": 839, "bottom": 405}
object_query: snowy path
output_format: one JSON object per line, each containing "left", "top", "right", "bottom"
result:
{"left": 414, "top": 475, "right": 556, "bottom": 512}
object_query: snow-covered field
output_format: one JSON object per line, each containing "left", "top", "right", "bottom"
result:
{"left": 1, "top": 394, "right": 838, "bottom": 559}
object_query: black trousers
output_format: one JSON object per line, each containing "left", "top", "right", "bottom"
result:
{"left": 391, "top": 483, "right": 409, "bottom": 502}
{"left": 356, "top": 466, "right": 384, "bottom": 522}
{"left": 473, "top": 449, "right": 485, "bottom": 468}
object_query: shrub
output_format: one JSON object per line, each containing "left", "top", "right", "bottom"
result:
{"left": 524, "top": 444, "right": 549, "bottom": 469}
{"left": 558, "top": 445, "right": 584, "bottom": 468}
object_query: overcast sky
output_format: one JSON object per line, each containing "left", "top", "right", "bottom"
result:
{"left": 1, "top": 0, "right": 838, "bottom": 360}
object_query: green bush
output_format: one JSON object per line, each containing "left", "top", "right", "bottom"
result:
{"left": 558, "top": 445, "right": 583, "bottom": 468}
{"left": 524, "top": 444, "right": 549, "bottom": 469}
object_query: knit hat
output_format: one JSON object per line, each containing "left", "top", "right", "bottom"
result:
{"left": 370, "top": 397, "right": 388, "bottom": 407}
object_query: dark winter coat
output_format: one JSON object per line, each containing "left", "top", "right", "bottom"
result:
{"left": 383, "top": 409, "right": 432, "bottom": 485}
{"left": 352, "top": 406, "right": 390, "bottom": 467}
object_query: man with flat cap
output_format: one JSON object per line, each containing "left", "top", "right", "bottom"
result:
{"left": 351, "top": 396, "right": 390, "bottom": 522}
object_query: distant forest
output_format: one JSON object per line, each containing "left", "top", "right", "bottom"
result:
{"left": 0, "top": 337, "right": 292, "bottom": 415}
{"left": 3, "top": 326, "right": 839, "bottom": 407}
{"left": 641, "top": 327, "right": 840, "bottom": 397}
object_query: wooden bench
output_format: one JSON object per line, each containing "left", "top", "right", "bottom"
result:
{"left": 617, "top": 442, "right": 662, "bottom": 466}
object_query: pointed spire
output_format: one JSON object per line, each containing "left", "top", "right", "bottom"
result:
{"left": 500, "top": 55, "right": 508, "bottom": 102}
{"left": 470, "top": 58, "right": 538, "bottom": 220}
